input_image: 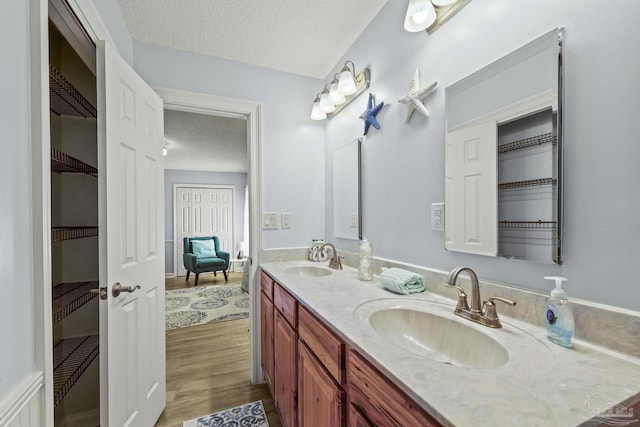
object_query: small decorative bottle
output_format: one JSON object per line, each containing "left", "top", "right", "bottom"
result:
{"left": 359, "top": 238, "right": 373, "bottom": 281}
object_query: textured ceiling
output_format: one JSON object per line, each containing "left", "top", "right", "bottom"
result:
{"left": 117, "top": 0, "right": 388, "bottom": 79}
{"left": 164, "top": 110, "right": 247, "bottom": 173}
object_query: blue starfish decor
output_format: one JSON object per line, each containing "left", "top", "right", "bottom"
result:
{"left": 360, "top": 93, "right": 384, "bottom": 135}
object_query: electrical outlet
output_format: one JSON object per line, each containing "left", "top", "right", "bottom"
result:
{"left": 263, "top": 212, "right": 279, "bottom": 230}
{"left": 281, "top": 212, "right": 291, "bottom": 229}
{"left": 431, "top": 203, "right": 444, "bottom": 231}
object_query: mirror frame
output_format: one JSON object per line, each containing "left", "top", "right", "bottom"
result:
{"left": 333, "top": 137, "right": 363, "bottom": 240}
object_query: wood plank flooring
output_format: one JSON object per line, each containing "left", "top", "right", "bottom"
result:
{"left": 156, "top": 274, "right": 281, "bottom": 427}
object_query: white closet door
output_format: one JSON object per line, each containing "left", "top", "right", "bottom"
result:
{"left": 175, "top": 186, "right": 233, "bottom": 276}
{"left": 97, "top": 40, "right": 166, "bottom": 427}
{"left": 445, "top": 121, "right": 498, "bottom": 256}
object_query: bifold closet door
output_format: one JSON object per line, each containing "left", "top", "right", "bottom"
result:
{"left": 175, "top": 186, "right": 233, "bottom": 277}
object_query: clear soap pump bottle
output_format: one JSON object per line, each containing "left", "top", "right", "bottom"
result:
{"left": 358, "top": 238, "right": 373, "bottom": 281}
{"left": 544, "top": 276, "right": 574, "bottom": 348}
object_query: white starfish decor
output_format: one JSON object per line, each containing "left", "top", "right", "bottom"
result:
{"left": 398, "top": 69, "right": 437, "bottom": 124}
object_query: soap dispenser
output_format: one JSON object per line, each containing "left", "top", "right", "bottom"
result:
{"left": 544, "top": 276, "right": 574, "bottom": 348}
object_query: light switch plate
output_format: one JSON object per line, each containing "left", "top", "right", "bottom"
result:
{"left": 281, "top": 212, "right": 291, "bottom": 229}
{"left": 350, "top": 213, "right": 358, "bottom": 228}
{"left": 431, "top": 203, "right": 444, "bottom": 231}
{"left": 263, "top": 212, "right": 279, "bottom": 230}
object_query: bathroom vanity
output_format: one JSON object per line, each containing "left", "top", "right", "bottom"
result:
{"left": 260, "top": 260, "right": 640, "bottom": 427}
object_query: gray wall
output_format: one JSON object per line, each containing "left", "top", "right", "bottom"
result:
{"left": 0, "top": 0, "right": 35, "bottom": 401}
{"left": 325, "top": 0, "right": 640, "bottom": 310}
{"left": 164, "top": 169, "right": 247, "bottom": 275}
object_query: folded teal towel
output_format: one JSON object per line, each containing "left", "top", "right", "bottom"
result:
{"left": 379, "top": 268, "right": 425, "bottom": 295}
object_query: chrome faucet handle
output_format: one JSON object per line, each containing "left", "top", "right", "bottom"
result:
{"left": 444, "top": 283, "right": 470, "bottom": 311}
{"left": 482, "top": 297, "right": 517, "bottom": 327}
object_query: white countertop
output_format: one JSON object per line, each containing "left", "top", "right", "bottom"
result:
{"left": 261, "top": 260, "right": 640, "bottom": 427}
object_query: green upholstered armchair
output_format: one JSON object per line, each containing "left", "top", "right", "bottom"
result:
{"left": 183, "top": 236, "right": 230, "bottom": 286}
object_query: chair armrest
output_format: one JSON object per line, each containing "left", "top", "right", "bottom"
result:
{"left": 183, "top": 253, "right": 198, "bottom": 271}
{"left": 217, "top": 250, "right": 230, "bottom": 266}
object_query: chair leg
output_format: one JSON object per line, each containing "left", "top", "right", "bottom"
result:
{"left": 186, "top": 271, "right": 190, "bottom": 281}
{"left": 195, "top": 273, "right": 199, "bottom": 286}
{"left": 213, "top": 271, "right": 217, "bottom": 277}
{"left": 223, "top": 269, "right": 228, "bottom": 283}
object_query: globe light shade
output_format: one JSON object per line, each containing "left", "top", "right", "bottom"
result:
{"left": 431, "top": 0, "right": 458, "bottom": 6}
{"left": 404, "top": 0, "right": 436, "bottom": 32}
{"left": 337, "top": 70, "right": 357, "bottom": 95}
{"left": 329, "top": 83, "right": 346, "bottom": 105}
{"left": 310, "top": 101, "right": 326, "bottom": 120}
{"left": 319, "top": 93, "right": 336, "bottom": 113}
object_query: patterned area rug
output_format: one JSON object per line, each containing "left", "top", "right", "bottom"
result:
{"left": 183, "top": 400, "right": 269, "bottom": 427}
{"left": 165, "top": 284, "right": 249, "bottom": 330}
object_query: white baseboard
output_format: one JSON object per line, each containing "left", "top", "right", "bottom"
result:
{"left": 165, "top": 272, "right": 176, "bottom": 278}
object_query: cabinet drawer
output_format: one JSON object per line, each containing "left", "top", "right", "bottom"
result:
{"left": 260, "top": 269, "right": 274, "bottom": 301}
{"left": 299, "top": 306, "right": 345, "bottom": 385}
{"left": 274, "top": 283, "right": 297, "bottom": 327}
{"left": 348, "top": 350, "right": 441, "bottom": 427}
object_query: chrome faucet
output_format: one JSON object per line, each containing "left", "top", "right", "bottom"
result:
{"left": 320, "top": 243, "right": 343, "bottom": 270}
{"left": 444, "top": 266, "right": 516, "bottom": 328}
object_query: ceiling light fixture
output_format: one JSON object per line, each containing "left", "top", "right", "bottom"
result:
{"left": 404, "top": 0, "right": 471, "bottom": 33}
{"left": 310, "top": 60, "right": 370, "bottom": 121}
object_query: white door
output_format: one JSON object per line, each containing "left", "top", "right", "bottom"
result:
{"left": 445, "top": 121, "right": 498, "bottom": 256}
{"left": 97, "top": 40, "right": 165, "bottom": 426}
{"left": 175, "top": 186, "right": 233, "bottom": 276}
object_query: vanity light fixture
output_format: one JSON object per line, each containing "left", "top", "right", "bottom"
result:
{"left": 162, "top": 145, "right": 168, "bottom": 156}
{"left": 404, "top": 0, "right": 471, "bottom": 33}
{"left": 310, "top": 60, "right": 370, "bottom": 121}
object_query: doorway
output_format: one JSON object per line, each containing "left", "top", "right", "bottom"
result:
{"left": 155, "top": 87, "right": 264, "bottom": 385}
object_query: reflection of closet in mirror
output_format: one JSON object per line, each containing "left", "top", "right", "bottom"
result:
{"left": 498, "top": 108, "right": 558, "bottom": 263}
{"left": 333, "top": 138, "right": 361, "bottom": 240}
{"left": 444, "top": 27, "right": 563, "bottom": 264}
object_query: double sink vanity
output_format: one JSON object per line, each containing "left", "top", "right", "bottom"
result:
{"left": 260, "top": 259, "right": 640, "bottom": 426}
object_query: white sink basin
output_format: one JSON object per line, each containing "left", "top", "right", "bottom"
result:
{"left": 283, "top": 266, "right": 332, "bottom": 277}
{"left": 368, "top": 308, "right": 509, "bottom": 369}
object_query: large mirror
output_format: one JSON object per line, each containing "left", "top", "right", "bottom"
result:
{"left": 333, "top": 138, "right": 362, "bottom": 240}
{"left": 444, "top": 28, "right": 563, "bottom": 264}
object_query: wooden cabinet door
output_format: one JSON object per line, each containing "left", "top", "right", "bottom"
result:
{"left": 274, "top": 310, "right": 297, "bottom": 427}
{"left": 348, "top": 350, "right": 442, "bottom": 427}
{"left": 260, "top": 291, "right": 274, "bottom": 393}
{"left": 348, "top": 403, "right": 373, "bottom": 427}
{"left": 298, "top": 342, "right": 345, "bottom": 427}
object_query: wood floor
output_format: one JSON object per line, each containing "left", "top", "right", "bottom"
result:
{"left": 156, "top": 273, "right": 281, "bottom": 427}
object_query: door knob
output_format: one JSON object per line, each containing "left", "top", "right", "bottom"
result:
{"left": 112, "top": 283, "right": 141, "bottom": 297}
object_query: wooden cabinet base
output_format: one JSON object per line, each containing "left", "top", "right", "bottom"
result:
{"left": 348, "top": 350, "right": 442, "bottom": 427}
